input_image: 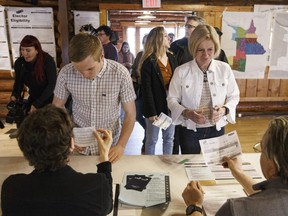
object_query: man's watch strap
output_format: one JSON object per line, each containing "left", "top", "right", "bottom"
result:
{"left": 186, "top": 204, "right": 203, "bottom": 215}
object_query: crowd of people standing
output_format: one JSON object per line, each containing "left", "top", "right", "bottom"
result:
{"left": 3, "top": 15, "right": 287, "bottom": 216}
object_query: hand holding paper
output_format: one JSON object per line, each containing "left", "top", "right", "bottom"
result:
{"left": 152, "top": 112, "right": 172, "bottom": 130}
{"left": 199, "top": 131, "right": 242, "bottom": 165}
{"left": 95, "top": 129, "right": 112, "bottom": 162}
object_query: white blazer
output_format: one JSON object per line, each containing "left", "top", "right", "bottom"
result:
{"left": 167, "top": 59, "right": 240, "bottom": 131}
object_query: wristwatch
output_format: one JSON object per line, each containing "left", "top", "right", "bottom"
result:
{"left": 186, "top": 204, "right": 203, "bottom": 215}
{"left": 223, "top": 106, "right": 230, "bottom": 115}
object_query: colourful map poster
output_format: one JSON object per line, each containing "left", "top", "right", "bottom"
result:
{"left": 222, "top": 12, "right": 271, "bottom": 79}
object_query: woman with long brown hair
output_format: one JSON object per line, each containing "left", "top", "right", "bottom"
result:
{"left": 139, "top": 26, "right": 178, "bottom": 155}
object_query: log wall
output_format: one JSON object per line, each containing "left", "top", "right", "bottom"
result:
{"left": 0, "top": 1, "right": 287, "bottom": 119}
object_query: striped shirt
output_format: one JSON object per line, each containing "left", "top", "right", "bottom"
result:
{"left": 54, "top": 59, "right": 136, "bottom": 154}
{"left": 196, "top": 71, "right": 214, "bottom": 128}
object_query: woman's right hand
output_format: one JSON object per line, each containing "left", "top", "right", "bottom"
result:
{"left": 94, "top": 129, "right": 113, "bottom": 162}
{"left": 185, "top": 109, "right": 206, "bottom": 124}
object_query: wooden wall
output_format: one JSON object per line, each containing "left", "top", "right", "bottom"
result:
{"left": 0, "top": 0, "right": 287, "bottom": 119}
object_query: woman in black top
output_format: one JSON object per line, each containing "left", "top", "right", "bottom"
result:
{"left": 10, "top": 35, "right": 57, "bottom": 115}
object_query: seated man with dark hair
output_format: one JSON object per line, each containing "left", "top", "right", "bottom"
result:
{"left": 1, "top": 104, "right": 113, "bottom": 216}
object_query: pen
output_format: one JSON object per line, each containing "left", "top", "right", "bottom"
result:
{"left": 113, "top": 184, "right": 120, "bottom": 216}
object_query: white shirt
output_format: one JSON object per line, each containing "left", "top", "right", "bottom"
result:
{"left": 167, "top": 59, "right": 240, "bottom": 131}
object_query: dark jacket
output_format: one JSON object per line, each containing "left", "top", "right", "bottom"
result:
{"left": 12, "top": 54, "right": 57, "bottom": 109}
{"left": 141, "top": 53, "right": 178, "bottom": 118}
{"left": 215, "top": 49, "right": 228, "bottom": 63}
{"left": 169, "top": 37, "right": 192, "bottom": 65}
{"left": 1, "top": 162, "right": 113, "bottom": 216}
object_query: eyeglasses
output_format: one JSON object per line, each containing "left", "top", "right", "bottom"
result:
{"left": 185, "top": 24, "right": 196, "bottom": 29}
{"left": 253, "top": 142, "right": 262, "bottom": 153}
{"left": 97, "top": 33, "right": 106, "bottom": 36}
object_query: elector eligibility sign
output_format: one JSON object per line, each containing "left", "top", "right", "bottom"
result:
{"left": 6, "top": 7, "right": 56, "bottom": 64}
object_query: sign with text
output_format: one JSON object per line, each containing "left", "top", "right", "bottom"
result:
{"left": 6, "top": 7, "right": 56, "bottom": 64}
{"left": 142, "top": 0, "right": 161, "bottom": 8}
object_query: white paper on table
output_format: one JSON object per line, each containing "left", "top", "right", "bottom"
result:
{"left": 211, "top": 162, "right": 263, "bottom": 180}
{"left": 199, "top": 131, "right": 242, "bottom": 165}
{"left": 202, "top": 184, "right": 246, "bottom": 216}
{"left": 73, "top": 127, "right": 99, "bottom": 154}
{"left": 152, "top": 112, "right": 172, "bottom": 130}
{"left": 184, "top": 160, "right": 215, "bottom": 181}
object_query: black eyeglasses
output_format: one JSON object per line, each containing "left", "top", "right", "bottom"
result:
{"left": 184, "top": 24, "right": 196, "bottom": 29}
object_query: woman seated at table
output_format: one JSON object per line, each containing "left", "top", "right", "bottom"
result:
{"left": 1, "top": 104, "right": 113, "bottom": 216}
{"left": 182, "top": 116, "right": 288, "bottom": 216}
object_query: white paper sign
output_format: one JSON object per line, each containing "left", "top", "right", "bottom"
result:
{"left": 73, "top": 10, "right": 100, "bottom": 34}
{"left": 6, "top": 7, "right": 56, "bottom": 63}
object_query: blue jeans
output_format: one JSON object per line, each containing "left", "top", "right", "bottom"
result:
{"left": 135, "top": 97, "right": 146, "bottom": 145}
{"left": 175, "top": 125, "right": 224, "bottom": 154}
{"left": 144, "top": 118, "right": 175, "bottom": 155}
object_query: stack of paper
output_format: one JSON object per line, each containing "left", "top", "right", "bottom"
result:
{"left": 118, "top": 172, "right": 170, "bottom": 207}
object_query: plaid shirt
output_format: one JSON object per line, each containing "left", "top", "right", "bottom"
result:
{"left": 54, "top": 59, "right": 136, "bottom": 155}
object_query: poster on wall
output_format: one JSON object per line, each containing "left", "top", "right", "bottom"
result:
{"left": 254, "top": 5, "right": 288, "bottom": 79}
{"left": 0, "top": 6, "right": 12, "bottom": 70}
{"left": 6, "top": 7, "right": 56, "bottom": 64}
{"left": 221, "top": 12, "right": 271, "bottom": 79}
{"left": 268, "top": 12, "right": 288, "bottom": 79}
{"left": 254, "top": 4, "right": 288, "bottom": 13}
{"left": 74, "top": 11, "right": 100, "bottom": 35}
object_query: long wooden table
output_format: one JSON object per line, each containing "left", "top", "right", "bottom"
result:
{"left": 0, "top": 154, "right": 262, "bottom": 215}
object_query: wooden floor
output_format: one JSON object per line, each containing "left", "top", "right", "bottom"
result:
{"left": 1, "top": 115, "right": 283, "bottom": 157}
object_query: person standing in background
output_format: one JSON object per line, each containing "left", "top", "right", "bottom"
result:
{"left": 131, "top": 34, "right": 148, "bottom": 154}
{"left": 167, "top": 24, "right": 239, "bottom": 154}
{"left": 118, "top": 41, "right": 135, "bottom": 74}
{"left": 10, "top": 35, "right": 57, "bottom": 127}
{"left": 139, "top": 26, "right": 178, "bottom": 155}
{"left": 168, "top": 33, "right": 175, "bottom": 44}
{"left": 214, "top": 27, "right": 229, "bottom": 63}
{"left": 170, "top": 16, "right": 205, "bottom": 66}
{"left": 118, "top": 41, "right": 135, "bottom": 123}
{"left": 96, "top": 25, "right": 118, "bottom": 61}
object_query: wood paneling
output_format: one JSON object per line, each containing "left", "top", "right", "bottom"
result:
{"left": 0, "top": 1, "right": 287, "bottom": 118}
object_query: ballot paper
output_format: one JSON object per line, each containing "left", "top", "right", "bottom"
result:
{"left": 199, "top": 130, "right": 242, "bottom": 165}
{"left": 210, "top": 162, "right": 262, "bottom": 180}
{"left": 184, "top": 160, "right": 216, "bottom": 185}
{"left": 152, "top": 112, "right": 172, "bottom": 130}
{"left": 73, "top": 127, "right": 99, "bottom": 154}
{"left": 118, "top": 172, "right": 170, "bottom": 207}
{"left": 202, "top": 185, "right": 247, "bottom": 216}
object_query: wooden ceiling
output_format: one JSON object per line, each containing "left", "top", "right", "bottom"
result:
{"left": 3, "top": 0, "right": 288, "bottom": 8}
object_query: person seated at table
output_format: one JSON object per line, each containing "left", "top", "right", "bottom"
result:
{"left": 182, "top": 116, "right": 288, "bottom": 216}
{"left": 1, "top": 104, "right": 113, "bottom": 216}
